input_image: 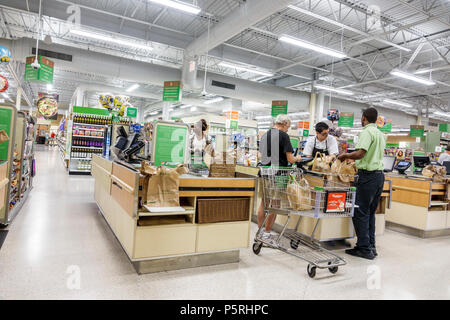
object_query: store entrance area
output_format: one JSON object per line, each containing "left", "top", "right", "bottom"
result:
{"left": 0, "top": 146, "right": 448, "bottom": 300}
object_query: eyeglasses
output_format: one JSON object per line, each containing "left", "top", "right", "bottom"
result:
{"left": 318, "top": 131, "right": 329, "bottom": 137}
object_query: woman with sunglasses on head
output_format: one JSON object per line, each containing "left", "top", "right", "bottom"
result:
{"left": 303, "top": 121, "right": 339, "bottom": 158}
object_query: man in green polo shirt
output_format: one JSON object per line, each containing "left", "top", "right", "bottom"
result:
{"left": 338, "top": 107, "right": 386, "bottom": 260}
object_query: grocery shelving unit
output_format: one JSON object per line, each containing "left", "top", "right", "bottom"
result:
{"left": 0, "top": 106, "right": 35, "bottom": 226}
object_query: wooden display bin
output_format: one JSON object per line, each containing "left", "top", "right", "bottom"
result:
{"left": 385, "top": 175, "right": 449, "bottom": 237}
{"left": 91, "top": 155, "right": 256, "bottom": 273}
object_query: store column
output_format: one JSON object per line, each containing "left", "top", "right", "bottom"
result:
{"left": 15, "top": 87, "right": 21, "bottom": 111}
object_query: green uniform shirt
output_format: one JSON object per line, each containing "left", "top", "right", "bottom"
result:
{"left": 355, "top": 123, "right": 386, "bottom": 171}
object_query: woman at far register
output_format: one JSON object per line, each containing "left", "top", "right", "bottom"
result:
{"left": 190, "top": 119, "right": 212, "bottom": 163}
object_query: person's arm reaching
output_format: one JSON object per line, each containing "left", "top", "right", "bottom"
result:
{"left": 286, "top": 152, "right": 302, "bottom": 164}
{"left": 338, "top": 149, "right": 366, "bottom": 161}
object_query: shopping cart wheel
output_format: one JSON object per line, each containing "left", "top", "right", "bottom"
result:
{"left": 328, "top": 262, "right": 338, "bottom": 274}
{"left": 307, "top": 264, "right": 316, "bottom": 278}
{"left": 290, "top": 239, "right": 300, "bottom": 250}
{"left": 252, "top": 242, "right": 263, "bottom": 255}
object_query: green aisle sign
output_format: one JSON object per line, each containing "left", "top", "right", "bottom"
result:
{"left": 272, "top": 100, "right": 288, "bottom": 117}
{"left": 0, "top": 107, "right": 12, "bottom": 161}
{"left": 73, "top": 106, "right": 109, "bottom": 115}
{"left": 126, "top": 107, "right": 138, "bottom": 118}
{"left": 410, "top": 125, "right": 424, "bottom": 137}
{"left": 163, "top": 81, "right": 182, "bottom": 101}
{"left": 25, "top": 56, "right": 54, "bottom": 83}
{"left": 302, "top": 129, "right": 309, "bottom": 137}
{"left": 153, "top": 123, "right": 188, "bottom": 166}
{"left": 338, "top": 112, "right": 354, "bottom": 127}
{"left": 378, "top": 120, "right": 392, "bottom": 133}
{"left": 439, "top": 123, "right": 449, "bottom": 132}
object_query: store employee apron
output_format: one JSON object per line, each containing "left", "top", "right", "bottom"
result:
{"left": 311, "top": 137, "right": 329, "bottom": 157}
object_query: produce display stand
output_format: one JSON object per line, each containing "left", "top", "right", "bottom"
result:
{"left": 385, "top": 174, "right": 450, "bottom": 238}
{"left": 91, "top": 155, "right": 256, "bottom": 274}
{"left": 0, "top": 107, "right": 35, "bottom": 226}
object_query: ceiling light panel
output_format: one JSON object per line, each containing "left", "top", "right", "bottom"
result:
{"left": 218, "top": 62, "right": 274, "bottom": 77}
{"left": 315, "top": 84, "right": 354, "bottom": 95}
{"left": 279, "top": 35, "right": 347, "bottom": 59}
{"left": 71, "top": 29, "right": 153, "bottom": 51}
{"left": 148, "top": 0, "right": 201, "bottom": 14}
{"left": 390, "top": 69, "right": 436, "bottom": 86}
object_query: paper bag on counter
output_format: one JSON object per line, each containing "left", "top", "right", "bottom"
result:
{"left": 0, "top": 130, "right": 9, "bottom": 144}
{"left": 145, "top": 164, "right": 189, "bottom": 207}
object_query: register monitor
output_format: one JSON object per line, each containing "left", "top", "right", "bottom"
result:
{"left": 443, "top": 161, "right": 450, "bottom": 175}
{"left": 383, "top": 156, "right": 396, "bottom": 173}
{"left": 413, "top": 156, "right": 430, "bottom": 174}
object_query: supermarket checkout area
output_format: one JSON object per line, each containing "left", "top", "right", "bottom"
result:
{"left": 235, "top": 164, "right": 393, "bottom": 242}
{"left": 381, "top": 155, "right": 450, "bottom": 237}
{"left": 92, "top": 155, "right": 256, "bottom": 274}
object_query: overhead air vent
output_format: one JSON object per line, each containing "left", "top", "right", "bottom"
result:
{"left": 32, "top": 48, "right": 73, "bottom": 62}
{"left": 211, "top": 80, "right": 236, "bottom": 90}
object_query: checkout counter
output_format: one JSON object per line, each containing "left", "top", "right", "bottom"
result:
{"left": 385, "top": 173, "right": 449, "bottom": 237}
{"left": 236, "top": 164, "right": 393, "bottom": 241}
{"left": 92, "top": 155, "right": 256, "bottom": 274}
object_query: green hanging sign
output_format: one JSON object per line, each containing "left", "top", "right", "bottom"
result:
{"left": 25, "top": 56, "right": 54, "bottom": 83}
{"left": 378, "top": 120, "right": 392, "bottom": 133}
{"left": 126, "top": 107, "right": 138, "bottom": 118}
{"left": 409, "top": 125, "right": 425, "bottom": 137}
{"left": 0, "top": 107, "right": 12, "bottom": 161}
{"left": 271, "top": 100, "right": 288, "bottom": 117}
{"left": 290, "top": 137, "right": 299, "bottom": 149}
{"left": 73, "top": 106, "right": 110, "bottom": 115}
{"left": 439, "top": 123, "right": 449, "bottom": 132}
{"left": 338, "top": 112, "right": 354, "bottom": 127}
{"left": 163, "top": 81, "right": 182, "bottom": 101}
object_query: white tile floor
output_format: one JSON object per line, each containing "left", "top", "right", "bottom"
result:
{"left": 0, "top": 146, "right": 449, "bottom": 300}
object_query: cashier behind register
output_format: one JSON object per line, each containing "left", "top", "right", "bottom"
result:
{"left": 338, "top": 107, "right": 385, "bottom": 260}
{"left": 303, "top": 121, "right": 339, "bottom": 158}
{"left": 190, "top": 119, "right": 212, "bottom": 161}
{"left": 438, "top": 144, "right": 450, "bottom": 165}
{"left": 257, "top": 114, "right": 302, "bottom": 243}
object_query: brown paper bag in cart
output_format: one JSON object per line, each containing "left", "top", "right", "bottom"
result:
{"left": 286, "top": 177, "right": 312, "bottom": 211}
{"left": 0, "top": 130, "right": 9, "bottom": 144}
{"left": 312, "top": 152, "right": 331, "bottom": 173}
{"left": 143, "top": 164, "right": 189, "bottom": 207}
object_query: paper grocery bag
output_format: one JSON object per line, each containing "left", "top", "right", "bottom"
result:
{"left": 145, "top": 164, "right": 189, "bottom": 207}
{"left": 0, "top": 130, "right": 9, "bottom": 144}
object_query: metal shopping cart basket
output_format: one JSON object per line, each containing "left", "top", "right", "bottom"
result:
{"left": 254, "top": 166, "right": 357, "bottom": 278}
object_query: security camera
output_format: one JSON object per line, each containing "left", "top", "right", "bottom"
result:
{"left": 201, "top": 90, "right": 207, "bottom": 97}
{"left": 31, "top": 59, "right": 41, "bottom": 70}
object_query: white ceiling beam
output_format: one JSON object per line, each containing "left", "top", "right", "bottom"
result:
{"left": 287, "top": 5, "right": 410, "bottom": 52}
{"left": 184, "top": 0, "right": 295, "bottom": 57}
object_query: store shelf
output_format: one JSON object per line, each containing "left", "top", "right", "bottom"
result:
{"left": 73, "top": 135, "right": 104, "bottom": 139}
{"left": 71, "top": 146, "right": 103, "bottom": 150}
{"left": 73, "top": 123, "right": 105, "bottom": 128}
{"left": 71, "top": 158, "right": 92, "bottom": 160}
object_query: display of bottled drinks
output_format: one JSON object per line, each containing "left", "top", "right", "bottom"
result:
{"left": 71, "top": 147, "right": 103, "bottom": 159}
{"left": 73, "top": 113, "right": 112, "bottom": 125}
{"left": 115, "top": 117, "right": 131, "bottom": 125}
{"left": 72, "top": 138, "right": 103, "bottom": 148}
{"left": 77, "top": 160, "right": 92, "bottom": 171}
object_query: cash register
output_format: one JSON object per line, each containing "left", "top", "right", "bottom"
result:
{"left": 413, "top": 156, "right": 430, "bottom": 174}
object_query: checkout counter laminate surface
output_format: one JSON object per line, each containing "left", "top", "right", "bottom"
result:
{"left": 92, "top": 156, "right": 257, "bottom": 273}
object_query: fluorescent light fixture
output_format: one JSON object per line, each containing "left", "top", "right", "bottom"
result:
{"left": 47, "top": 84, "right": 53, "bottom": 91}
{"left": 390, "top": 69, "right": 436, "bottom": 86}
{"left": 415, "top": 65, "right": 450, "bottom": 75}
{"left": 383, "top": 99, "right": 413, "bottom": 108}
{"left": 204, "top": 97, "right": 224, "bottom": 105}
{"left": 190, "top": 107, "right": 197, "bottom": 112}
{"left": 70, "top": 29, "right": 153, "bottom": 51}
{"left": 180, "top": 104, "right": 192, "bottom": 109}
{"left": 289, "top": 112, "right": 310, "bottom": 117}
{"left": 168, "top": 108, "right": 174, "bottom": 112}
{"left": 257, "top": 121, "right": 273, "bottom": 125}
{"left": 150, "top": 111, "right": 159, "bottom": 115}
{"left": 279, "top": 34, "right": 347, "bottom": 59}
{"left": 315, "top": 84, "right": 354, "bottom": 95}
{"left": 126, "top": 84, "right": 140, "bottom": 92}
{"left": 433, "top": 111, "right": 450, "bottom": 118}
{"left": 148, "top": 0, "right": 201, "bottom": 14}
{"left": 218, "top": 61, "right": 274, "bottom": 77}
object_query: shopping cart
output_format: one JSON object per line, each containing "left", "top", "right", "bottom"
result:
{"left": 253, "top": 167, "right": 357, "bottom": 278}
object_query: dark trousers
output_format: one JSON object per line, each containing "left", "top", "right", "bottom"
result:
{"left": 353, "top": 170, "right": 385, "bottom": 253}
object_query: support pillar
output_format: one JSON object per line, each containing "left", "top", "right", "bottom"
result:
{"left": 15, "top": 87, "right": 22, "bottom": 111}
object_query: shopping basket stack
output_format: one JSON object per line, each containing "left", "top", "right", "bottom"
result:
{"left": 254, "top": 167, "right": 357, "bottom": 278}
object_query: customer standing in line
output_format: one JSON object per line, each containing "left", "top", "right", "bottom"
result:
{"left": 257, "top": 114, "right": 302, "bottom": 242}
{"left": 338, "top": 107, "right": 386, "bottom": 260}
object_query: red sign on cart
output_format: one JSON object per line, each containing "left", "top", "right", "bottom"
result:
{"left": 325, "top": 192, "right": 347, "bottom": 213}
